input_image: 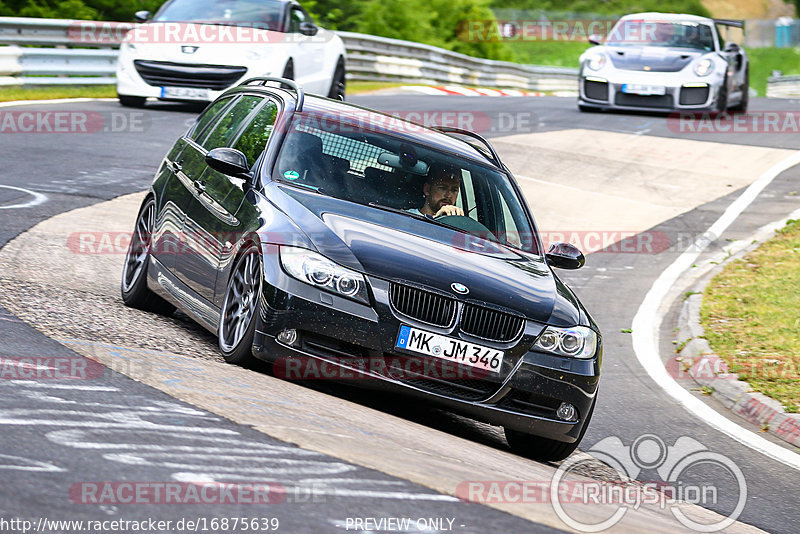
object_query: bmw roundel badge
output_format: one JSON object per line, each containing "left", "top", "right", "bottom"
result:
{"left": 451, "top": 283, "right": 469, "bottom": 295}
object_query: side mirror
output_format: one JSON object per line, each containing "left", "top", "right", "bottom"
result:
{"left": 546, "top": 242, "right": 585, "bottom": 270}
{"left": 134, "top": 10, "right": 151, "bottom": 23}
{"left": 724, "top": 42, "right": 740, "bottom": 52}
{"left": 588, "top": 34, "right": 603, "bottom": 46}
{"left": 206, "top": 148, "right": 250, "bottom": 177}
{"left": 299, "top": 22, "right": 319, "bottom": 36}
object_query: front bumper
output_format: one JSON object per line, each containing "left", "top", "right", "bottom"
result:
{"left": 579, "top": 68, "right": 720, "bottom": 112}
{"left": 252, "top": 249, "right": 601, "bottom": 444}
{"left": 116, "top": 53, "right": 262, "bottom": 102}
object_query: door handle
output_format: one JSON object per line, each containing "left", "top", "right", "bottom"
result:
{"left": 193, "top": 180, "right": 206, "bottom": 193}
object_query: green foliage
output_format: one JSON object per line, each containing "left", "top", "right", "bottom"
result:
{"left": 489, "top": 0, "right": 710, "bottom": 17}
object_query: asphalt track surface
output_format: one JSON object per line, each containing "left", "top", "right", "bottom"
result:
{"left": 1, "top": 95, "right": 799, "bottom": 533}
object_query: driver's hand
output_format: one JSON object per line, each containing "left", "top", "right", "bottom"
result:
{"left": 434, "top": 205, "right": 465, "bottom": 218}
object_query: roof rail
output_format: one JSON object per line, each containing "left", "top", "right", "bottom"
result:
{"left": 239, "top": 76, "right": 305, "bottom": 112}
{"left": 430, "top": 126, "right": 502, "bottom": 167}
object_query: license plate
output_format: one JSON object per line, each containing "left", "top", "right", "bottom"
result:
{"left": 395, "top": 325, "right": 504, "bottom": 373}
{"left": 160, "top": 87, "right": 210, "bottom": 100}
{"left": 622, "top": 84, "right": 665, "bottom": 96}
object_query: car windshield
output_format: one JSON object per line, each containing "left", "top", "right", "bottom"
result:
{"left": 272, "top": 114, "right": 540, "bottom": 254}
{"left": 153, "top": 0, "right": 284, "bottom": 30}
{"left": 606, "top": 20, "right": 715, "bottom": 51}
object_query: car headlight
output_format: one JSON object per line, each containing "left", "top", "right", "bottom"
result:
{"left": 279, "top": 246, "right": 369, "bottom": 304}
{"left": 586, "top": 53, "right": 606, "bottom": 71}
{"left": 533, "top": 326, "right": 598, "bottom": 359}
{"left": 694, "top": 58, "right": 714, "bottom": 77}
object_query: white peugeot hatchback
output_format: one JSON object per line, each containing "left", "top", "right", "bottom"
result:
{"left": 116, "top": 0, "right": 346, "bottom": 107}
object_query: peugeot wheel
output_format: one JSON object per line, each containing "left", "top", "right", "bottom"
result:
{"left": 219, "top": 245, "right": 262, "bottom": 365}
{"left": 121, "top": 198, "right": 175, "bottom": 315}
{"left": 328, "top": 58, "right": 346, "bottom": 101}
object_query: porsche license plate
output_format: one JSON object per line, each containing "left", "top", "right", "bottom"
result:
{"left": 160, "top": 87, "right": 210, "bottom": 100}
{"left": 395, "top": 325, "right": 504, "bottom": 373}
{"left": 621, "top": 84, "right": 666, "bottom": 96}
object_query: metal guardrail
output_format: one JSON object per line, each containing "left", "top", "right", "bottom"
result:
{"left": 767, "top": 75, "right": 800, "bottom": 98}
{"left": 0, "top": 17, "right": 578, "bottom": 91}
{"left": 1, "top": 16, "right": 799, "bottom": 97}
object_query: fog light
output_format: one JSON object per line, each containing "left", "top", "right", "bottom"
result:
{"left": 277, "top": 329, "right": 297, "bottom": 346}
{"left": 557, "top": 402, "right": 577, "bottom": 422}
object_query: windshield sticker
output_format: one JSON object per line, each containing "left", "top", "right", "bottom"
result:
{"left": 284, "top": 170, "right": 300, "bottom": 181}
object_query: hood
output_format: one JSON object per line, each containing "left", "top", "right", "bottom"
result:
{"left": 123, "top": 22, "right": 290, "bottom": 62}
{"left": 273, "top": 186, "right": 583, "bottom": 326}
{"left": 606, "top": 46, "right": 703, "bottom": 72}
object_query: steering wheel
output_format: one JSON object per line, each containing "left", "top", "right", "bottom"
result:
{"left": 436, "top": 215, "right": 496, "bottom": 241}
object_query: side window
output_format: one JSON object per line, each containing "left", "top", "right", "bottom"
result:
{"left": 498, "top": 194, "right": 521, "bottom": 248}
{"left": 457, "top": 169, "right": 477, "bottom": 217}
{"left": 289, "top": 7, "right": 306, "bottom": 32}
{"left": 201, "top": 95, "right": 262, "bottom": 151}
{"left": 188, "top": 97, "right": 234, "bottom": 142}
{"left": 233, "top": 100, "right": 279, "bottom": 168}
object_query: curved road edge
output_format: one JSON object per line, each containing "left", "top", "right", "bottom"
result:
{"left": 632, "top": 152, "right": 800, "bottom": 471}
{"left": 0, "top": 191, "right": 762, "bottom": 533}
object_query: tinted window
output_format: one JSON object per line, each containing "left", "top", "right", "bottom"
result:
{"left": 189, "top": 97, "right": 234, "bottom": 141}
{"left": 233, "top": 100, "right": 279, "bottom": 167}
{"left": 153, "top": 0, "right": 284, "bottom": 30}
{"left": 201, "top": 95, "right": 261, "bottom": 151}
{"left": 273, "top": 115, "right": 538, "bottom": 253}
{"left": 607, "top": 20, "right": 715, "bottom": 51}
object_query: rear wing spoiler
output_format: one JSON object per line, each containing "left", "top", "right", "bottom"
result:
{"left": 713, "top": 19, "right": 745, "bottom": 30}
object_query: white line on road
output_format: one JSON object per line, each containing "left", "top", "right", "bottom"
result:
{"left": 0, "top": 185, "right": 47, "bottom": 209}
{"left": 632, "top": 150, "right": 800, "bottom": 471}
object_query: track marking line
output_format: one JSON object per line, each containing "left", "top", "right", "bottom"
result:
{"left": 0, "top": 185, "right": 47, "bottom": 209}
{"left": 631, "top": 150, "right": 800, "bottom": 471}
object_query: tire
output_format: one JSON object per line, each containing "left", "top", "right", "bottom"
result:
{"left": 505, "top": 396, "right": 596, "bottom": 462}
{"left": 282, "top": 60, "right": 294, "bottom": 81}
{"left": 118, "top": 94, "right": 146, "bottom": 108}
{"left": 218, "top": 244, "right": 262, "bottom": 365}
{"left": 730, "top": 67, "right": 749, "bottom": 113}
{"left": 121, "top": 198, "right": 176, "bottom": 315}
{"left": 715, "top": 75, "right": 729, "bottom": 112}
{"left": 327, "top": 58, "right": 346, "bottom": 101}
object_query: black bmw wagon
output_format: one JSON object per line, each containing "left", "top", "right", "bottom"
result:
{"left": 121, "top": 78, "right": 601, "bottom": 461}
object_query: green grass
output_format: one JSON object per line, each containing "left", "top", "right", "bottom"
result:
{"left": 747, "top": 47, "right": 800, "bottom": 97}
{"left": 701, "top": 219, "right": 800, "bottom": 414}
{"left": 507, "top": 40, "right": 591, "bottom": 68}
{"left": 0, "top": 85, "right": 117, "bottom": 102}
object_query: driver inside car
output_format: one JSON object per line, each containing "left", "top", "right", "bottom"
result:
{"left": 408, "top": 165, "right": 465, "bottom": 218}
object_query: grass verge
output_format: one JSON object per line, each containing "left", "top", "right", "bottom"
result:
{"left": 747, "top": 47, "right": 800, "bottom": 97}
{"left": 700, "top": 218, "right": 800, "bottom": 413}
{"left": 0, "top": 85, "right": 117, "bottom": 103}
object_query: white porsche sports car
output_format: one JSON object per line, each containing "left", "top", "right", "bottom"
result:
{"left": 116, "top": 0, "right": 346, "bottom": 107}
{"left": 578, "top": 13, "right": 749, "bottom": 113}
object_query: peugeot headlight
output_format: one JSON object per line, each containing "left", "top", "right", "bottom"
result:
{"left": 586, "top": 53, "right": 607, "bottom": 71}
{"left": 694, "top": 58, "right": 714, "bottom": 77}
{"left": 533, "top": 326, "right": 598, "bottom": 359}
{"left": 280, "top": 247, "right": 369, "bottom": 304}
